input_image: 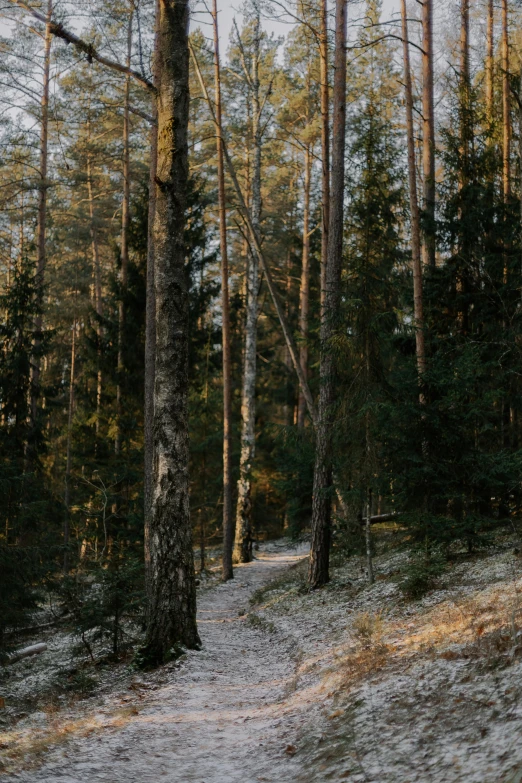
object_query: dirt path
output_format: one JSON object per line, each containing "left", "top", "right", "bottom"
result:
{"left": 5, "top": 545, "right": 309, "bottom": 783}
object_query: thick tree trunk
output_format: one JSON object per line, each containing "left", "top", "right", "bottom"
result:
{"left": 501, "top": 0, "right": 510, "bottom": 201}
{"left": 308, "top": 0, "right": 347, "bottom": 589}
{"left": 401, "top": 0, "right": 426, "bottom": 383}
{"left": 63, "top": 318, "right": 76, "bottom": 573}
{"left": 421, "top": 0, "right": 435, "bottom": 268}
{"left": 319, "top": 0, "right": 330, "bottom": 314}
{"left": 297, "top": 144, "right": 312, "bottom": 430}
{"left": 143, "top": 0, "right": 200, "bottom": 663}
{"left": 212, "top": 0, "right": 234, "bottom": 582}
{"left": 30, "top": 0, "right": 52, "bottom": 431}
{"left": 115, "top": 8, "right": 133, "bottom": 456}
{"left": 144, "top": 0, "right": 159, "bottom": 600}
{"left": 234, "top": 12, "right": 262, "bottom": 565}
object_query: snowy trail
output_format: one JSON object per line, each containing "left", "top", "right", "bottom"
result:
{"left": 5, "top": 546, "right": 308, "bottom": 783}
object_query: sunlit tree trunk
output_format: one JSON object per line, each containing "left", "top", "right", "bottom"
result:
{"left": 235, "top": 9, "right": 262, "bottom": 565}
{"left": 421, "top": 0, "right": 435, "bottom": 268}
{"left": 501, "top": 0, "right": 510, "bottom": 201}
{"left": 486, "top": 0, "right": 494, "bottom": 127}
{"left": 212, "top": 0, "right": 234, "bottom": 581}
{"left": 143, "top": 0, "right": 200, "bottom": 663}
{"left": 309, "top": 0, "right": 347, "bottom": 589}
{"left": 115, "top": 8, "right": 133, "bottom": 456}
{"left": 319, "top": 0, "right": 330, "bottom": 314}
{"left": 297, "top": 144, "right": 312, "bottom": 429}
{"left": 86, "top": 149, "right": 103, "bottom": 440}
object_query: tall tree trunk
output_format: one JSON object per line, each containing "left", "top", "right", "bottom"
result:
{"left": 519, "top": 70, "right": 522, "bottom": 278}
{"left": 458, "top": 0, "right": 471, "bottom": 334}
{"left": 460, "top": 0, "right": 470, "bottom": 177}
{"left": 297, "top": 144, "right": 312, "bottom": 429}
{"left": 319, "top": 0, "right": 330, "bottom": 314}
{"left": 190, "top": 44, "right": 318, "bottom": 425}
{"left": 30, "top": 0, "right": 52, "bottom": 432}
{"left": 501, "top": 0, "right": 510, "bottom": 201}
{"left": 486, "top": 0, "right": 494, "bottom": 128}
{"left": 308, "top": 0, "right": 347, "bottom": 589}
{"left": 401, "top": 0, "right": 426, "bottom": 383}
{"left": 63, "top": 317, "right": 76, "bottom": 573}
{"left": 144, "top": 0, "right": 159, "bottom": 600}
{"left": 234, "top": 11, "right": 262, "bottom": 565}
{"left": 143, "top": 0, "right": 200, "bottom": 664}
{"left": 86, "top": 150, "right": 103, "bottom": 439}
{"left": 115, "top": 8, "right": 133, "bottom": 456}
{"left": 212, "top": 0, "right": 234, "bottom": 582}
{"left": 421, "top": 0, "right": 435, "bottom": 268}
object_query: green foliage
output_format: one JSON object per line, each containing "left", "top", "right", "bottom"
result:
{"left": 400, "top": 546, "right": 447, "bottom": 600}
{"left": 60, "top": 553, "right": 144, "bottom": 660}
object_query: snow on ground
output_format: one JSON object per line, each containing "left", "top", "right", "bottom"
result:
{"left": 1, "top": 536, "right": 522, "bottom": 782}
{"left": 249, "top": 539, "right": 522, "bottom": 783}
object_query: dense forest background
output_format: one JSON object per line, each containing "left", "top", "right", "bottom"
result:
{"left": 1, "top": 0, "right": 522, "bottom": 656}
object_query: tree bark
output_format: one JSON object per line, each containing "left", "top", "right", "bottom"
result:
{"left": 460, "top": 0, "right": 470, "bottom": 176}
{"left": 308, "top": 0, "right": 347, "bottom": 589}
{"left": 401, "top": 0, "right": 426, "bottom": 383}
{"left": 86, "top": 148, "right": 103, "bottom": 440}
{"left": 421, "top": 0, "right": 435, "bottom": 268}
{"left": 144, "top": 0, "right": 160, "bottom": 600}
{"left": 297, "top": 144, "right": 312, "bottom": 429}
{"left": 115, "top": 8, "right": 133, "bottom": 456}
{"left": 234, "top": 11, "right": 262, "bottom": 565}
{"left": 501, "top": 0, "right": 510, "bottom": 201}
{"left": 319, "top": 0, "right": 330, "bottom": 314}
{"left": 30, "top": 0, "right": 52, "bottom": 432}
{"left": 486, "top": 0, "right": 494, "bottom": 127}
{"left": 63, "top": 318, "right": 76, "bottom": 573}
{"left": 143, "top": 0, "right": 200, "bottom": 663}
{"left": 212, "top": 0, "right": 234, "bottom": 581}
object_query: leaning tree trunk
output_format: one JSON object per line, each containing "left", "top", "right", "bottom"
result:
{"left": 234, "top": 11, "right": 262, "bottom": 565}
{"left": 401, "top": 0, "right": 426, "bottom": 384}
{"left": 212, "top": 0, "right": 234, "bottom": 581}
{"left": 308, "top": 0, "right": 347, "bottom": 589}
{"left": 297, "top": 144, "right": 312, "bottom": 429}
{"left": 115, "top": 7, "right": 133, "bottom": 456}
{"left": 143, "top": 0, "right": 201, "bottom": 663}
{"left": 421, "top": 0, "right": 435, "bottom": 268}
{"left": 30, "top": 0, "right": 52, "bottom": 434}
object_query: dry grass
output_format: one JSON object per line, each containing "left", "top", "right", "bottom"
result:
{"left": 0, "top": 703, "right": 142, "bottom": 775}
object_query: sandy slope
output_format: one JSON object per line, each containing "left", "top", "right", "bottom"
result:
{"left": 2, "top": 544, "right": 309, "bottom": 783}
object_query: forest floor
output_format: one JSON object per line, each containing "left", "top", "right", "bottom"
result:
{"left": 1, "top": 534, "right": 522, "bottom": 782}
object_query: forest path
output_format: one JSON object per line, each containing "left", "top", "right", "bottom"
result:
{"left": 9, "top": 544, "right": 309, "bottom": 783}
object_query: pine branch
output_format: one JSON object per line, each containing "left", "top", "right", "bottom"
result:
{"left": 6, "top": 0, "right": 155, "bottom": 93}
